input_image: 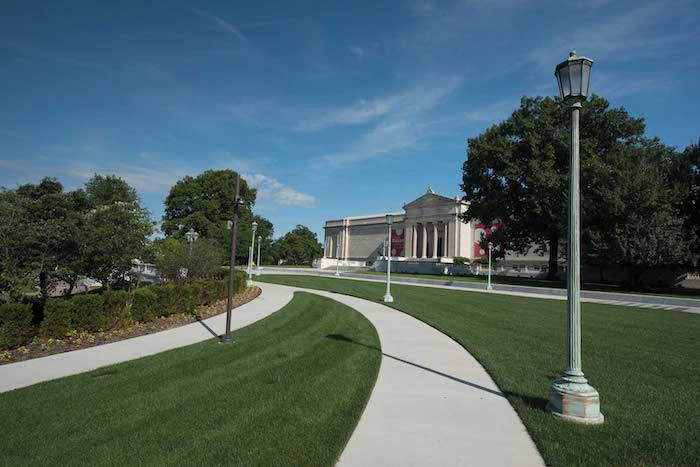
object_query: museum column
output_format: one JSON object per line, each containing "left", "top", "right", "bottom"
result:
{"left": 443, "top": 222, "right": 449, "bottom": 257}
{"left": 412, "top": 225, "right": 418, "bottom": 258}
{"left": 421, "top": 223, "right": 427, "bottom": 258}
{"left": 432, "top": 223, "right": 438, "bottom": 258}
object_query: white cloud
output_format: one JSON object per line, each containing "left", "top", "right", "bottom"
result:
{"left": 316, "top": 76, "right": 462, "bottom": 165}
{"left": 244, "top": 173, "right": 317, "bottom": 208}
{"left": 348, "top": 45, "right": 365, "bottom": 59}
{"left": 190, "top": 7, "right": 248, "bottom": 42}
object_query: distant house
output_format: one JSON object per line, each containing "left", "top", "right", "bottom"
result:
{"left": 47, "top": 278, "right": 103, "bottom": 297}
{"left": 130, "top": 259, "right": 161, "bottom": 285}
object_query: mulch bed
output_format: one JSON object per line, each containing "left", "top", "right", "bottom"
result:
{"left": 0, "top": 287, "right": 261, "bottom": 366}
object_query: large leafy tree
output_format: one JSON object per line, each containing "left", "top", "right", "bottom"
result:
{"left": 675, "top": 141, "right": 700, "bottom": 269}
{"left": 582, "top": 142, "right": 690, "bottom": 285}
{"left": 462, "top": 95, "right": 647, "bottom": 279}
{"left": 163, "top": 170, "right": 260, "bottom": 262}
{"left": 78, "top": 175, "right": 153, "bottom": 288}
{"left": 274, "top": 225, "right": 323, "bottom": 266}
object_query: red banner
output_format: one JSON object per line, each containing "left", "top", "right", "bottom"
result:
{"left": 473, "top": 223, "right": 501, "bottom": 258}
{"left": 391, "top": 228, "right": 405, "bottom": 256}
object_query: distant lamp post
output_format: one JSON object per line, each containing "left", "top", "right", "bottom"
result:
{"left": 487, "top": 241, "right": 494, "bottom": 291}
{"left": 547, "top": 51, "right": 603, "bottom": 424}
{"left": 383, "top": 214, "right": 394, "bottom": 303}
{"left": 247, "top": 221, "right": 258, "bottom": 285}
{"left": 184, "top": 228, "right": 199, "bottom": 252}
{"left": 255, "top": 235, "right": 262, "bottom": 276}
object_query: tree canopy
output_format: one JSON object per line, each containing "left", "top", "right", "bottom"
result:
{"left": 274, "top": 225, "right": 323, "bottom": 266}
{"left": 462, "top": 95, "right": 695, "bottom": 283}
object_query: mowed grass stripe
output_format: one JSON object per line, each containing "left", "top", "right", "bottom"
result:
{"left": 0, "top": 292, "right": 381, "bottom": 467}
{"left": 258, "top": 275, "right": 700, "bottom": 467}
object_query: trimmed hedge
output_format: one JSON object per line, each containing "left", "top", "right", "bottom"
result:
{"left": 4, "top": 272, "right": 249, "bottom": 347}
{"left": 41, "top": 299, "right": 74, "bottom": 338}
{"left": 103, "top": 290, "right": 130, "bottom": 328}
{"left": 71, "top": 294, "right": 105, "bottom": 332}
{"left": 131, "top": 288, "right": 158, "bottom": 322}
{"left": 0, "top": 303, "right": 34, "bottom": 350}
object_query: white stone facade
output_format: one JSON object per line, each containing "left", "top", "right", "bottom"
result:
{"left": 322, "top": 188, "right": 482, "bottom": 266}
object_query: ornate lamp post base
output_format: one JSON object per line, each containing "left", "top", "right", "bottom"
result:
{"left": 383, "top": 293, "right": 394, "bottom": 303}
{"left": 547, "top": 375, "right": 604, "bottom": 424}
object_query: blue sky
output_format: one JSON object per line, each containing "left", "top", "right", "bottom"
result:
{"left": 2, "top": 0, "right": 699, "bottom": 239}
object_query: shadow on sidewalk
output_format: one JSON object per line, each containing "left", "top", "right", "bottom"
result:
{"left": 192, "top": 313, "right": 223, "bottom": 342}
{"left": 326, "top": 334, "right": 506, "bottom": 399}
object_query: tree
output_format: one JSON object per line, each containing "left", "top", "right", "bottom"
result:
{"left": 462, "top": 95, "right": 646, "bottom": 279}
{"left": 274, "top": 225, "right": 323, "bottom": 265}
{"left": 676, "top": 141, "right": 700, "bottom": 269}
{"left": 162, "top": 170, "right": 258, "bottom": 262}
{"left": 582, "top": 142, "right": 690, "bottom": 286}
{"left": 151, "top": 237, "right": 223, "bottom": 283}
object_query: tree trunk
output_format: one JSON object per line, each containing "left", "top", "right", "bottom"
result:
{"left": 547, "top": 234, "right": 559, "bottom": 281}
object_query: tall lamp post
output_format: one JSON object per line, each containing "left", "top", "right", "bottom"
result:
{"left": 185, "top": 228, "right": 199, "bottom": 252}
{"left": 223, "top": 174, "right": 247, "bottom": 343}
{"left": 255, "top": 235, "right": 262, "bottom": 276}
{"left": 487, "top": 241, "right": 493, "bottom": 291}
{"left": 383, "top": 214, "right": 394, "bottom": 303}
{"left": 247, "top": 221, "right": 257, "bottom": 286}
{"left": 547, "top": 51, "right": 603, "bottom": 424}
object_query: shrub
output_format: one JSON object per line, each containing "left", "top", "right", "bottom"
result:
{"left": 41, "top": 299, "right": 75, "bottom": 338}
{"left": 103, "top": 290, "right": 131, "bottom": 328}
{"left": 0, "top": 303, "right": 34, "bottom": 350}
{"left": 152, "top": 284, "right": 177, "bottom": 316}
{"left": 71, "top": 294, "right": 105, "bottom": 332}
{"left": 473, "top": 257, "right": 490, "bottom": 265}
{"left": 175, "top": 284, "right": 197, "bottom": 314}
{"left": 131, "top": 288, "right": 158, "bottom": 322}
{"left": 454, "top": 256, "right": 471, "bottom": 265}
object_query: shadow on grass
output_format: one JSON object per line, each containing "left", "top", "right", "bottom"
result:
{"left": 503, "top": 392, "right": 549, "bottom": 411}
{"left": 326, "top": 334, "right": 506, "bottom": 399}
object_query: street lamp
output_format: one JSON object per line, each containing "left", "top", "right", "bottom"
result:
{"left": 255, "top": 235, "right": 262, "bottom": 276}
{"left": 184, "top": 228, "right": 199, "bottom": 252}
{"left": 383, "top": 214, "right": 394, "bottom": 303}
{"left": 487, "top": 241, "right": 493, "bottom": 291}
{"left": 247, "top": 221, "right": 258, "bottom": 285}
{"left": 547, "top": 51, "right": 603, "bottom": 424}
{"left": 223, "top": 174, "right": 248, "bottom": 343}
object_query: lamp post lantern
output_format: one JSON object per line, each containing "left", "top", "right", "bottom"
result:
{"left": 184, "top": 228, "right": 199, "bottom": 252}
{"left": 383, "top": 214, "right": 394, "bottom": 303}
{"left": 547, "top": 51, "right": 603, "bottom": 424}
{"left": 247, "top": 221, "right": 257, "bottom": 285}
{"left": 255, "top": 235, "right": 262, "bottom": 276}
{"left": 487, "top": 241, "right": 493, "bottom": 291}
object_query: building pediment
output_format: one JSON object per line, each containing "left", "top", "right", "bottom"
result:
{"left": 403, "top": 191, "right": 458, "bottom": 210}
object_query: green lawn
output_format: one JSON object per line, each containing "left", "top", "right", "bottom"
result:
{"left": 0, "top": 292, "right": 381, "bottom": 467}
{"left": 356, "top": 270, "right": 700, "bottom": 299}
{"left": 259, "top": 275, "right": 700, "bottom": 467}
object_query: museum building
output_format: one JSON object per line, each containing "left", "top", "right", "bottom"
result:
{"left": 317, "top": 187, "right": 551, "bottom": 276}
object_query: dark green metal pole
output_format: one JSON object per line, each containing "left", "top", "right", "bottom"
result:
{"left": 222, "top": 174, "right": 240, "bottom": 343}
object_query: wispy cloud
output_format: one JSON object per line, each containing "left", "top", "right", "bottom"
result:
{"left": 244, "top": 173, "right": 316, "bottom": 208}
{"left": 317, "top": 76, "right": 462, "bottom": 166}
{"left": 190, "top": 7, "right": 248, "bottom": 42}
{"left": 348, "top": 45, "right": 365, "bottom": 60}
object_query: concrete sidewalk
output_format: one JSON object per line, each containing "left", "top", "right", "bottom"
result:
{"left": 0, "top": 286, "right": 293, "bottom": 393}
{"left": 275, "top": 284, "right": 544, "bottom": 467}
{"left": 259, "top": 268, "right": 700, "bottom": 314}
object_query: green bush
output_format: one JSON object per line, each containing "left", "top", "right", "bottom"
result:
{"left": 0, "top": 303, "right": 35, "bottom": 350}
{"left": 152, "top": 284, "right": 177, "bottom": 316}
{"left": 103, "top": 290, "right": 131, "bottom": 328}
{"left": 175, "top": 284, "right": 197, "bottom": 314}
{"left": 41, "top": 299, "right": 75, "bottom": 338}
{"left": 71, "top": 294, "right": 105, "bottom": 332}
{"left": 454, "top": 256, "right": 471, "bottom": 265}
{"left": 473, "top": 257, "right": 490, "bottom": 265}
{"left": 131, "top": 288, "right": 158, "bottom": 322}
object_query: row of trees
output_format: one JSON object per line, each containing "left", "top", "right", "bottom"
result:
{"left": 1, "top": 169, "right": 323, "bottom": 302}
{"left": 462, "top": 95, "right": 699, "bottom": 285}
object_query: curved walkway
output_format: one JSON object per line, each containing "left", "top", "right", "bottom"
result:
{"left": 0, "top": 285, "right": 293, "bottom": 393}
{"left": 273, "top": 283, "right": 544, "bottom": 467}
